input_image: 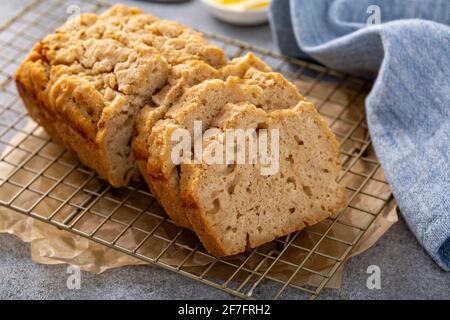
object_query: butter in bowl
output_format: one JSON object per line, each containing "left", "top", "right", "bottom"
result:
{"left": 200, "top": 0, "right": 270, "bottom": 26}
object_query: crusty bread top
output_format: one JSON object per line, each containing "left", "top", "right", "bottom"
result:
{"left": 16, "top": 4, "right": 226, "bottom": 144}
{"left": 220, "top": 53, "right": 272, "bottom": 78}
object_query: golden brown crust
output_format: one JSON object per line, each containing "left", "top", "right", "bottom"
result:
{"left": 16, "top": 78, "right": 61, "bottom": 142}
{"left": 17, "top": 74, "right": 140, "bottom": 186}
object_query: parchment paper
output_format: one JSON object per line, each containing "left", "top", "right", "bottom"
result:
{"left": 0, "top": 78, "right": 398, "bottom": 289}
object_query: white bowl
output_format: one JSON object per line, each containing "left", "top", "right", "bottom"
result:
{"left": 200, "top": 0, "right": 269, "bottom": 26}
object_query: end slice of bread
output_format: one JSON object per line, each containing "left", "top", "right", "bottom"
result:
{"left": 181, "top": 101, "right": 346, "bottom": 256}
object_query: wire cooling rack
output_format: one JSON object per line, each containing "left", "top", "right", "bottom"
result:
{"left": 0, "top": 0, "right": 394, "bottom": 300}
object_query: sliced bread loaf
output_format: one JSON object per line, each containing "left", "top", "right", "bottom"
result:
{"left": 16, "top": 4, "right": 225, "bottom": 187}
{"left": 16, "top": 4, "right": 346, "bottom": 257}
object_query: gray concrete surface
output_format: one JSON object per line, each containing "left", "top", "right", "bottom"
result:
{"left": 0, "top": 0, "right": 448, "bottom": 300}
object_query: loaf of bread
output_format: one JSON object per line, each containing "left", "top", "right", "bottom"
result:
{"left": 16, "top": 4, "right": 225, "bottom": 187}
{"left": 17, "top": 4, "right": 346, "bottom": 257}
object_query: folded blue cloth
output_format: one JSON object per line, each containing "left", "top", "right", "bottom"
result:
{"left": 269, "top": 0, "right": 450, "bottom": 271}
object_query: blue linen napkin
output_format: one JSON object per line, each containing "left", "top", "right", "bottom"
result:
{"left": 269, "top": 0, "right": 450, "bottom": 271}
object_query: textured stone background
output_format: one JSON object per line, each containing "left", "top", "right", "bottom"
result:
{"left": 0, "top": 0, "right": 448, "bottom": 300}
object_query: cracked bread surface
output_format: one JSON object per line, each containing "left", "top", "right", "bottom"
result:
{"left": 16, "top": 4, "right": 225, "bottom": 187}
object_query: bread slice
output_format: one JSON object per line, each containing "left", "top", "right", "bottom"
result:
{"left": 139, "top": 66, "right": 303, "bottom": 228}
{"left": 16, "top": 4, "right": 225, "bottom": 187}
{"left": 181, "top": 102, "right": 346, "bottom": 256}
